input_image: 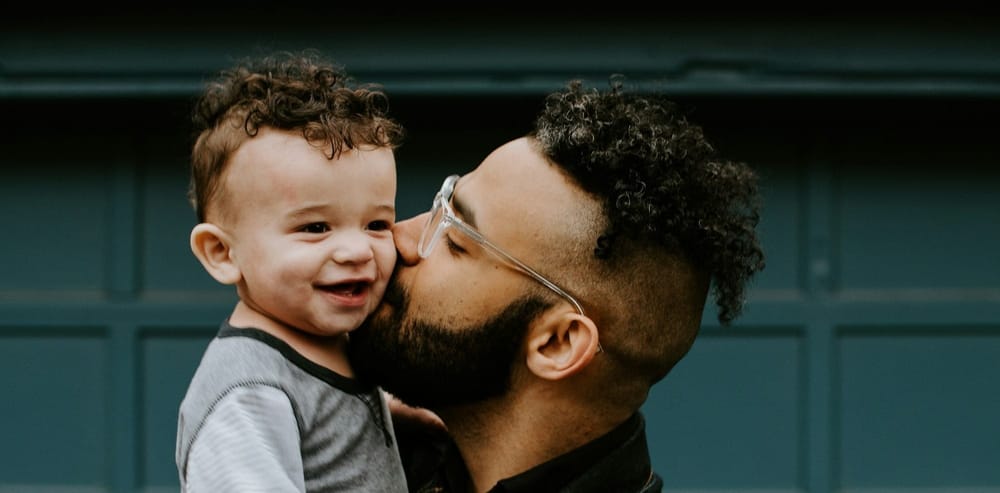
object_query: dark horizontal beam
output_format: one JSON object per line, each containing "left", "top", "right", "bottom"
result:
{"left": 4, "top": 73, "right": 1000, "bottom": 100}
{"left": 4, "top": 12, "right": 1000, "bottom": 99}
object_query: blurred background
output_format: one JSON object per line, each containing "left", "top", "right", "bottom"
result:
{"left": 1, "top": 7, "right": 998, "bottom": 493}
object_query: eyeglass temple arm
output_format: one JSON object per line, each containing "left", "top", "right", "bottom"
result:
{"left": 450, "top": 220, "right": 586, "bottom": 316}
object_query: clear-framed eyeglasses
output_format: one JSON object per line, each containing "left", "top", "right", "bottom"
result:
{"left": 418, "top": 174, "right": 587, "bottom": 317}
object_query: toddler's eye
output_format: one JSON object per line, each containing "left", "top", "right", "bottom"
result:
{"left": 301, "top": 223, "right": 330, "bottom": 234}
{"left": 367, "top": 220, "right": 392, "bottom": 232}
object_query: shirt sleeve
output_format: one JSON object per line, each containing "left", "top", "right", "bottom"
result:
{"left": 183, "top": 384, "right": 305, "bottom": 493}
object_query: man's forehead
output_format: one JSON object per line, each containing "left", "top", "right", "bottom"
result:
{"left": 453, "top": 138, "right": 590, "bottom": 239}
{"left": 460, "top": 139, "right": 556, "bottom": 193}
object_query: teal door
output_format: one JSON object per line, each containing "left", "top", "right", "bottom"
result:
{"left": 2, "top": 12, "right": 999, "bottom": 492}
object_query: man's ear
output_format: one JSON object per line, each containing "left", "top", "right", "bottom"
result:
{"left": 525, "top": 309, "right": 601, "bottom": 380}
{"left": 190, "top": 223, "right": 241, "bottom": 285}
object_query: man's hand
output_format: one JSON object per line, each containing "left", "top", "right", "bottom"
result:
{"left": 384, "top": 390, "right": 447, "bottom": 435}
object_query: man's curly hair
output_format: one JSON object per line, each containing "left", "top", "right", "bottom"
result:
{"left": 532, "top": 78, "right": 764, "bottom": 325}
{"left": 188, "top": 49, "right": 405, "bottom": 222}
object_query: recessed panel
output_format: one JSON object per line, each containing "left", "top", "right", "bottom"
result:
{"left": 835, "top": 129, "right": 1000, "bottom": 290}
{"left": 0, "top": 138, "right": 110, "bottom": 293}
{"left": 643, "top": 331, "right": 802, "bottom": 489}
{"left": 0, "top": 329, "right": 108, "bottom": 487}
{"left": 838, "top": 329, "right": 1000, "bottom": 488}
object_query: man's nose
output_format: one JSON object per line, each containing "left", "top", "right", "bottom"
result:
{"left": 393, "top": 212, "right": 429, "bottom": 266}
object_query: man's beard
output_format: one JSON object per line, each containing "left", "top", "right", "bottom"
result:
{"left": 348, "top": 276, "right": 548, "bottom": 411}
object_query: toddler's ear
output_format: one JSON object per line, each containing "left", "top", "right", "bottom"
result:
{"left": 189, "top": 223, "right": 241, "bottom": 285}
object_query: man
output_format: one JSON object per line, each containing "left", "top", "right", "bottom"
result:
{"left": 349, "top": 78, "right": 765, "bottom": 492}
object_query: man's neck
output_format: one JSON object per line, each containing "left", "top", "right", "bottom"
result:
{"left": 439, "top": 390, "right": 631, "bottom": 493}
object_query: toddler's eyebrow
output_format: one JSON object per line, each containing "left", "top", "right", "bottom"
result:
{"left": 285, "top": 203, "right": 395, "bottom": 222}
{"left": 287, "top": 204, "right": 328, "bottom": 219}
{"left": 373, "top": 203, "right": 396, "bottom": 216}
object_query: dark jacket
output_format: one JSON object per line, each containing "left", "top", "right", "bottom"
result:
{"left": 396, "top": 412, "right": 662, "bottom": 493}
